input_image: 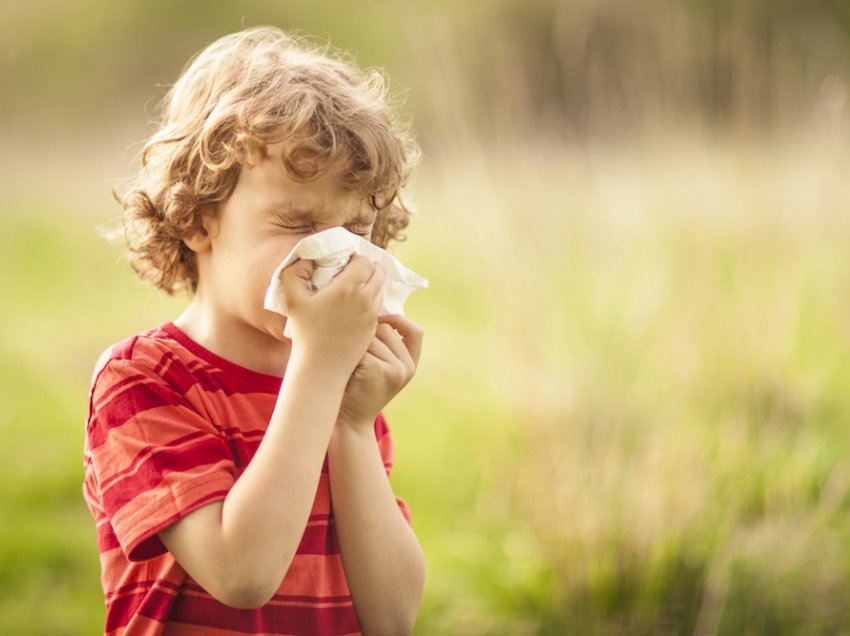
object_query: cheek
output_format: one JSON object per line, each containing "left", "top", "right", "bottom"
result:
{"left": 254, "top": 241, "right": 301, "bottom": 290}
{"left": 220, "top": 252, "right": 273, "bottom": 294}
{"left": 263, "top": 239, "right": 300, "bottom": 273}
{"left": 225, "top": 237, "right": 304, "bottom": 304}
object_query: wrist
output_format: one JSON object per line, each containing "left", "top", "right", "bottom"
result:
{"left": 285, "top": 345, "right": 352, "bottom": 390}
{"left": 332, "top": 418, "right": 376, "bottom": 440}
{"left": 328, "top": 423, "right": 379, "bottom": 461}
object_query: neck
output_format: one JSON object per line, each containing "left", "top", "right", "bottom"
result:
{"left": 174, "top": 294, "right": 291, "bottom": 377}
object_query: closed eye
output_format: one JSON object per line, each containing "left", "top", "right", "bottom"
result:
{"left": 345, "top": 225, "right": 372, "bottom": 237}
{"left": 272, "top": 221, "right": 312, "bottom": 232}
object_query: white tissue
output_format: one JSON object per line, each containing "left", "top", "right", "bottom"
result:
{"left": 263, "top": 227, "right": 429, "bottom": 337}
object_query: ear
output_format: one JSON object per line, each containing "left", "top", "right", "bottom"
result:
{"left": 182, "top": 211, "right": 216, "bottom": 254}
{"left": 182, "top": 227, "right": 210, "bottom": 254}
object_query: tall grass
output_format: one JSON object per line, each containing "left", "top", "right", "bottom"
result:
{"left": 3, "top": 2, "right": 850, "bottom": 634}
{"left": 392, "top": 131, "right": 850, "bottom": 634}
{"left": 2, "top": 127, "right": 849, "bottom": 634}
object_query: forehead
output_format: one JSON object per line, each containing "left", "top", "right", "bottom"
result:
{"left": 239, "top": 146, "right": 374, "bottom": 222}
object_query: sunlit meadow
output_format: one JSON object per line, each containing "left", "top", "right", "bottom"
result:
{"left": 3, "top": 1, "right": 850, "bottom": 634}
{"left": 402, "top": 133, "right": 850, "bottom": 634}
{"left": 2, "top": 130, "right": 849, "bottom": 634}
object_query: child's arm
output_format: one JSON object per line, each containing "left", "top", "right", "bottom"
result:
{"left": 158, "top": 256, "right": 385, "bottom": 609}
{"left": 328, "top": 314, "right": 427, "bottom": 636}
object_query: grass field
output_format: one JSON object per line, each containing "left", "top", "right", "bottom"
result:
{"left": 2, "top": 132, "right": 849, "bottom": 634}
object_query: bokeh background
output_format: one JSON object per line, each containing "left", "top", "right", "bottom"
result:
{"left": 2, "top": 1, "right": 850, "bottom": 634}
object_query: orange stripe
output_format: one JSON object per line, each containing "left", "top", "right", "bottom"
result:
{"left": 278, "top": 553, "right": 351, "bottom": 597}
{"left": 111, "top": 476, "right": 233, "bottom": 558}
{"left": 86, "top": 327, "right": 405, "bottom": 633}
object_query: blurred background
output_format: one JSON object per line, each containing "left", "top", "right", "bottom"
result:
{"left": 2, "top": 0, "right": 850, "bottom": 634}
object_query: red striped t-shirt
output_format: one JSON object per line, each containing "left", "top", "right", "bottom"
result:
{"left": 83, "top": 322, "right": 410, "bottom": 635}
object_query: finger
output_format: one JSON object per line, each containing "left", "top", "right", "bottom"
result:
{"left": 374, "top": 322, "right": 414, "bottom": 369}
{"left": 377, "top": 314, "right": 423, "bottom": 367}
{"left": 365, "top": 329, "right": 398, "bottom": 364}
{"left": 363, "top": 263, "right": 387, "bottom": 308}
{"left": 364, "top": 262, "right": 387, "bottom": 291}
{"left": 328, "top": 254, "right": 375, "bottom": 286}
{"left": 351, "top": 350, "right": 382, "bottom": 373}
{"left": 280, "top": 259, "right": 315, "bottom": 300}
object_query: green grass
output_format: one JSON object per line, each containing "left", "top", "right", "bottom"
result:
{"left": 2, "top": 133, "right": 850, "bottom": 634}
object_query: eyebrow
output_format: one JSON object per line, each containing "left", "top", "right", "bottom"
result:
{"left": 268, "top": 204, "right": 376, "bottom": 226}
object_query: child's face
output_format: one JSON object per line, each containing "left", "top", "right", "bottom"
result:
{"left": 194, "top": 142, "right": 377, "bottom": 345}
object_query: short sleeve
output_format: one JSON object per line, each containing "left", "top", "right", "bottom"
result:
{"left": 86, "top": 352, "right": 236, "bottom": 561}
{"left": 374, "top": 412, "right": 413, "bottom": 526}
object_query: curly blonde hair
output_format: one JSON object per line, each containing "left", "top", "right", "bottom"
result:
{"left": 119, "top": 26, "right": 419, "bottom": 294}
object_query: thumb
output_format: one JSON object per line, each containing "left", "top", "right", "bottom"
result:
{"left": 280, "top": 259, "right": 315, "bottom": 301}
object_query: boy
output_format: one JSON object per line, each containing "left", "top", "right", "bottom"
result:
{"left": 83, "top": 27, "right": 425, "bottom": 635}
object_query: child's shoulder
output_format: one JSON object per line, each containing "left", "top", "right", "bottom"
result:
{"left": 90, "top": 323, "right": 185, "bottom": 388}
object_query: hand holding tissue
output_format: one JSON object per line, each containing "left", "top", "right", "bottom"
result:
{"left": 263, "top": 227, "right": 429, "bottom": 337}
